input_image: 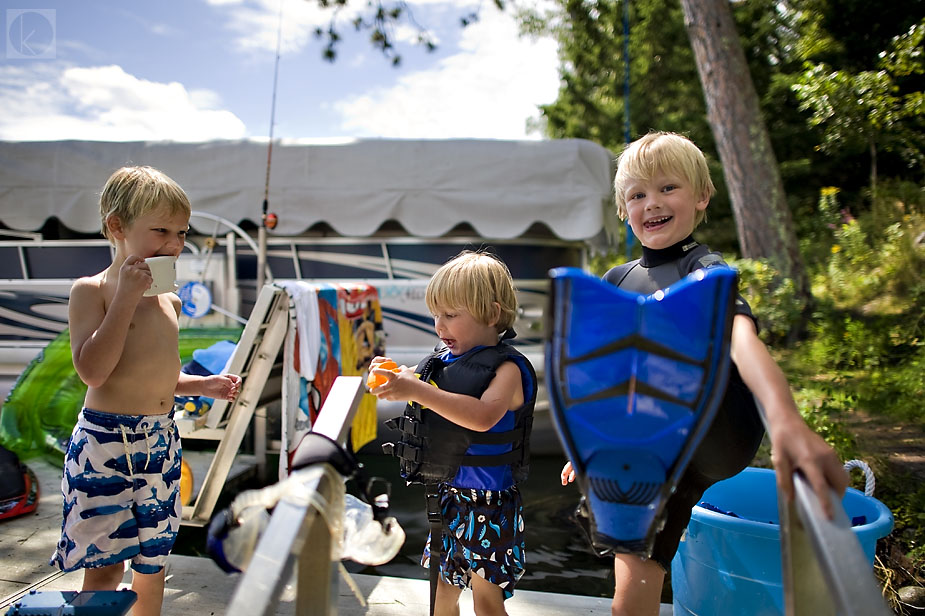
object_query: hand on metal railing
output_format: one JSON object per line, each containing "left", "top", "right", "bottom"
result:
{"left": 781, "top": 467, "right": 894, "bottom": 616}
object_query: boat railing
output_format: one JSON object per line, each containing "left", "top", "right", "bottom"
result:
{"left": 756, "top": 402, "right": 893, "bottom": 615}
{"left": 224, "top": 375, "right": 365, "bottom": 616}
{"left": 0, "top": 237, "right": 205, "bottom": 281}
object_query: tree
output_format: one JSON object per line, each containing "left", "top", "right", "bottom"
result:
{"left": 679, "top": 0, "right": 810, "bottom": 300}
{"left": 307, "top": 0, "right": 922, "bottom": 259}
{"left": 532, "top": 0, "right": 712, "bottom": 154}
{"left": 792, "top": 19, "right": 925, "bottom": 201}
{"left": 308, "top": 0, "right": 439, "bottom": 65}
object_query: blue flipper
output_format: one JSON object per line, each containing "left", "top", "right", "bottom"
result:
{"left": 545, "top": 266, "right": 738, "bottom": 556}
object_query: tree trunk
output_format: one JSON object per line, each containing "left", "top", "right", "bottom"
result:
{"left": 679, "top": 0, "right": 810, "bottom": 301}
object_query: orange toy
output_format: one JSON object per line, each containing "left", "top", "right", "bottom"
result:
{"left": 180, "top": 459, "right": 194, "bottom": 506}
{"left": 367, "top": 360, "right": 399, "bottom": 389}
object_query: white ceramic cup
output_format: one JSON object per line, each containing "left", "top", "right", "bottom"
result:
{"left": 144, "top": 256, "right": 178, "bottom": 296}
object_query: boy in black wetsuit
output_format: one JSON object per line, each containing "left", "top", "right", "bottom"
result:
{"left": 560, "top": 131, "right": 849, "bottom": 616}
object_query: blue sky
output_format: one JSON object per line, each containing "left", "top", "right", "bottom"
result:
{"left": 0, "top": 0, "right": 561, "bottom": 141}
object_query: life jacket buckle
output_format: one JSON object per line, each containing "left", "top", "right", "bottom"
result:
{"left": 386, "top": 415, "right": 425, "bottom": 437}
{"left": 386, "top": 441, "right": 424, "bottom": 464}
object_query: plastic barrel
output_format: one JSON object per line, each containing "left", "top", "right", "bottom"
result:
{"left": 671, "top": 467, "right": 893, "bottom": 616}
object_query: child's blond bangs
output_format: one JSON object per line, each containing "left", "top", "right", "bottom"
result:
{"left": 100, "top": 166, "right": 191, "bottom": 241}
{"left": 425, "top": 251, "right": 517, "bottom": 332}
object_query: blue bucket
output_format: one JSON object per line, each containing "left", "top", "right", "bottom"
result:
{"left": 671, "top": 467, "right": 893, "bottom": 616}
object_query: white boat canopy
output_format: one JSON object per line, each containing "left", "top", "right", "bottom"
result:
{"left": 0, "top": 139, "right": 615, "bottom": 240}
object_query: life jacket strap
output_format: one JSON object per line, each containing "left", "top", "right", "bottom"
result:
{"left": 381, "top": 441, "right": 424, "bottom": 464}
{"left": 460, "top": 448, "right": 523, "bottom": 467}
{"left": 425, "top": 483, "right": 443, "bottom": 616}
{"left": 385, "top": 415, "right": 425, "bottom": 437}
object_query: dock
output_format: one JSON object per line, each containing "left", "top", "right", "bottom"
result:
{"left": 2, "top": 458, "right": 669, "bottom": 615}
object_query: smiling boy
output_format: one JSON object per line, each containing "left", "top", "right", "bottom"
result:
{"left": 560, "top": 132, "right": 848, "bottom": 615}
{"left": 51, "top": 166, "right": 241, "bottom": 616}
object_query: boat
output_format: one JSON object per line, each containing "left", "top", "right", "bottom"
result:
{"left": 0, "top": 137, "right": 617, "bottom": 462}
{"left": 0, "top": 138, "right": 616, "bottom": 378}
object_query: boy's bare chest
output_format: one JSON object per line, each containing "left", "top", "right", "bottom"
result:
{"left": 122, "top": 297, "right": 179, "bottom": 356}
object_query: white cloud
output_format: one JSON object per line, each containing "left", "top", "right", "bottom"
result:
{"left": 331, "top": 6, "right": 560, "bottom": 139}
{"left": 212, "top": 0, "right": 474, "bottom": 58}
{"left": 0, "top": 1, "right": 561, "bottom": 142}
{"left": 213, "top": 0, "right": 346, "bottom": 55}
{"left": 0, "top": 63, "right": 247, "bottom": 141}
{"left": 207, "top": 0, "right": 562, "bottom": 139}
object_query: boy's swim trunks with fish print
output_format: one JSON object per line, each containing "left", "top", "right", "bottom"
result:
{"left": 50, "top": 408, "right": 182, "bottom": 574}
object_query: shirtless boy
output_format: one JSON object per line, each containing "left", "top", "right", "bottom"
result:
{"left": 50, "top": 166, "right": 241, "bottom": 616}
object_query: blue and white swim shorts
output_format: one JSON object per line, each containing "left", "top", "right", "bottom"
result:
{"left": 50, "top": 408, "right": 182, "bottom": 574}
{"left": 422, "top": 485, "right": 526, "bottom": 600}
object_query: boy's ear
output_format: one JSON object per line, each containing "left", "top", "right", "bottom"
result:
{"left": 106, "top": 215, "right": 126, "bottom": 239}
{"left": 695, "top": 192, "right": 711, "bottom": 212}
{"left": 488, "top": 302, "right": 501, "bottom": 328}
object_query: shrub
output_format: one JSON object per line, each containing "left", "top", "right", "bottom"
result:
{"left": 728, "top": 258, "right": 805, "bottom": 344}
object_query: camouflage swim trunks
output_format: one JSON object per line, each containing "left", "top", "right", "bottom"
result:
{"left": 50, "top": 408, "right": 182, "bottom": 574}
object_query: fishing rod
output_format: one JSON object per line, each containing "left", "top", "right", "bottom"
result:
{"left": 258, "top": 0, "right": 284, "bottom": 290}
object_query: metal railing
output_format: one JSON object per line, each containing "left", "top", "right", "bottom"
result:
{"left": 225, "top": 375, "right": 364, "bottom": 616}
{"left": 757, "top": 403, "right": 893, "bottom": 615}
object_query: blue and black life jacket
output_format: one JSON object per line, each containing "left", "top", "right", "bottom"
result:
{"left": 382, "top": 341, "right": 536, "bottom": 485}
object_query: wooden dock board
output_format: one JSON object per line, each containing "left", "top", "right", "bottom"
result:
{"left": 2, "top": 459, "right": 672, "bottom": 615}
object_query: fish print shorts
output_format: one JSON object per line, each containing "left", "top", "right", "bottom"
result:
{"left": 422, "top": 485, "right": 526, "bottom": 599}
{"left": 50, "top": 408, "right": 182, "bottom": 574}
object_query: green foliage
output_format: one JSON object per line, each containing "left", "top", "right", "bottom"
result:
{"left": 783, "top": 366, "right": 861, "bottom": 459}
{"left": 792, "top": 17, "right": 925, "bottom": 189}
{"left": 728, "top": 257, "right": 806, "bottom": 344}
{"left": 535, "top": 0, "right": 923, "bottom": 248}
{"left": 860, "top": 348, "right": 925, "bottom": 424}
{"left": 534, "top": 0, "right": 714, "bottom": 153}
{"left": 587, "top": 250, "right": 628, "bottom": 278}
{"left": 776, "top": 179, "right": 924, "bottom": 582}
{"left": 798, "top": 184, "right": 925, "bottom": 424}
{"left": 812, "top": 184, "right": 925, "bottom": 311}
{"left": 799, "top": 400, "right": 859, "bottom": 461}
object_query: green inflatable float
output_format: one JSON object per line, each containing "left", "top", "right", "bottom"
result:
{"left": 0, "top": 328, "right": 242, "bottom": 464}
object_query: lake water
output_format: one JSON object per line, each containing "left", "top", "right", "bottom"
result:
{"left": 348, "top": 453, "right": 616, "bottom": 598}
{"left": 174, "top": 453, "right": 618, "bottom": 599}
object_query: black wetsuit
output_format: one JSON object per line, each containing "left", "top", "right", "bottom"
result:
{"left": 602, "top": 236, "right": 765, "bottom": 570}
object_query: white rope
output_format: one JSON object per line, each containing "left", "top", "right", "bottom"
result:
{"left": 120, "top": 425, "right": 134, "bottom": 477}
{"left": 843, "top": 459, "right": 876, "bottom": 496}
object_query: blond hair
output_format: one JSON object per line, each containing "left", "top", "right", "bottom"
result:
{"left": 99, "top": 166, "right": 191, "bottom": 242}
{"left": 426, "top": 250, "right": 518, "bottom": 333}
{"left": 614, "top": 131, "right": 715, "bottom": 227}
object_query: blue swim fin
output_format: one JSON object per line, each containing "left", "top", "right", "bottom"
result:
{"left": 545, "top": 266, "right": 738, "bottom": 556}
